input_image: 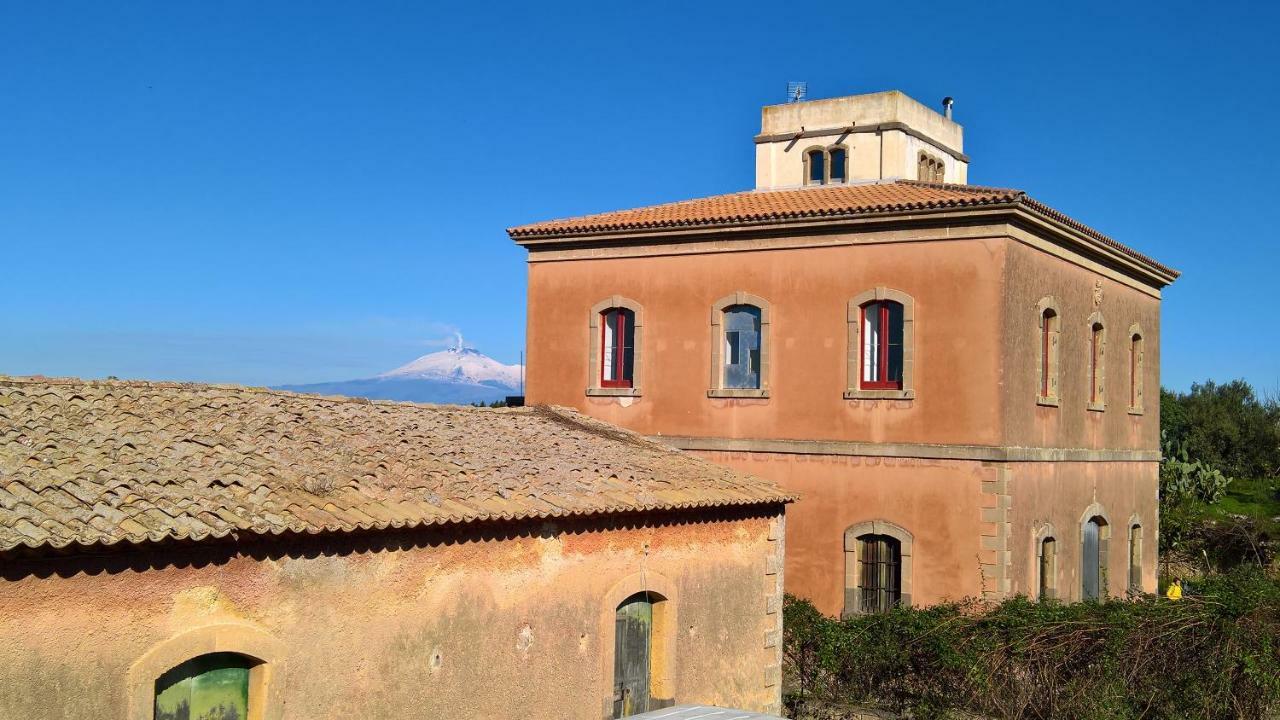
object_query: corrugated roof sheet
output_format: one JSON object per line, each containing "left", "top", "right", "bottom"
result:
{"left": 0, "top": 377, "right": 793, "bottom": 554}
{"left": 507, "top": 180, "right": 1177, "bottom": 279}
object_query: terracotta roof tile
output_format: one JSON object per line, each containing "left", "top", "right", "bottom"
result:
{"left": 507, "top": 180, "right": 1177, "bottom": 279}
{"left": 0, "top": 377, "right": 793, "bottom": 554}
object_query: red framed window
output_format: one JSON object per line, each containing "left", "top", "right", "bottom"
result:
{"left": 1130, "top": 334, "right": 1142, "bottom": 408}
{"left": 600, "top": 308, "right": 635, "bottom": 388}
{"left": 860, "top": 300, "right": 904, "bottom": 390}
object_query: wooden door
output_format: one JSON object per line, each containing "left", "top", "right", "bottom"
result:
{"left": 613, "top": 593, "right": 653, "bottom": 718}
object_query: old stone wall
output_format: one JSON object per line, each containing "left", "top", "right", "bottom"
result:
{"left": 0, "top": 508, "right": 783, "bottom": 719}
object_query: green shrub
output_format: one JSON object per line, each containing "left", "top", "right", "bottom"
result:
{"left": 784, "top": 569, "right": 1280, "bottom": 720}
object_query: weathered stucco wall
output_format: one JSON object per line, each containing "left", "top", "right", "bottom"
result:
{"left": 691, "top": 450, "right": 993, "bottom": 617}
{"left": 1000, "top": 240, "right": 1162, "bottom": 452}
{"left": 526, "top": 234, "right": 1009, "bottom": 448}
{"left": 1007, "top": 461, "right": 1159, "bottom": 599}
{"left": 0, "top": 509, "right": 784, "bottom": 719}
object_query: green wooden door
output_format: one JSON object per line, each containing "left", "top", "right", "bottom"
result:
{"left": 613, "top": 593, "right": 653, "bottom": 718}
{"left": 155, "top": 653, "right": 251, "bottom": 720}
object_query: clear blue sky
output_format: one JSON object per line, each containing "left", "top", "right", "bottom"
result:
{"left": 1, "top": 0, "right": 1276, "bottom": 391}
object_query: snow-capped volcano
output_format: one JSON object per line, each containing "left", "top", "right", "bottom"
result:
{"left": 380, "top": 345, "right": 522, "bottom": 390}
{"left": 274, "top": 336, "right": 524, "bottom": 405}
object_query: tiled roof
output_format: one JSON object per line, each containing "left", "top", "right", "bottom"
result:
{"left": 508, "top": 180, "right": 1177, "bottom": 279}
{"left": 0, "top": 377, "right": 792, "bottom": 554}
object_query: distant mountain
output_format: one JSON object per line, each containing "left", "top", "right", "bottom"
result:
{"left": 276, "top": 343, "right": 523, "bottom": 405}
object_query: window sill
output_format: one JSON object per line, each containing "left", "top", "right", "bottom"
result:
{"left": 1087, "top": 402, "right": 1107, "bottom": 412}
{"left": 1037, "top": 396, "right": 1060, "bottom": 408}
{"left": 586, "top": 387, "right": 641, "bottom": 397}
{"left": 708, "top": 388, "right": 769, "bottom": 399}
{"left": 1128, "top": 407, "right": 1145, "bottom": 416}
{"left": 844, "top": 389, "right": 915, "bottom": 401}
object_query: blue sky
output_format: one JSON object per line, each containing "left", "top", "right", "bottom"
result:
{"left": 1, "top": 0, "right": 1276, "bottom": 391}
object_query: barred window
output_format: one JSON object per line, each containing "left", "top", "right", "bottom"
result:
{"left": 858, "top": 534, "right": 902, "bottom": 613}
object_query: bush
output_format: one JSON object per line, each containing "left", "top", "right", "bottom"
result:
{"left": 1161, "top": 382, "right": 1280, "bottom": 481}
{"left": 784, "top": 569, "right": 1280, "bottom": 720}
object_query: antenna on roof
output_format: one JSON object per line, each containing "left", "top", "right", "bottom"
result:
{"left": 787, "top": 82, "right": 807, "bottom": 103}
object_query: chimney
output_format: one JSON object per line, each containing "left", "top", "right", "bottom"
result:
{"left": 942, "top": 96, "right": 954, "bottom": 120}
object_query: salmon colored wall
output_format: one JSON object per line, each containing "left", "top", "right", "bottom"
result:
{"left": 1008, "top": 461, "right": 1160, "bottom": 599}
{"left": 0, "top": 511, "right": 783, "bottom": 720}
{"left": 526, "top": 237, "right": 1008, "bottom": 447}
{"left": 1001, "top": 242, "right": 1162, "bottom": 451}
{"left": 692, "top": 450, "right": 993, "bottom": 617}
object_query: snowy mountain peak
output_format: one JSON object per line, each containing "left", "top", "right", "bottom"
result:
{"left": 379, "top": 340, "right": 523, "bottom": 390}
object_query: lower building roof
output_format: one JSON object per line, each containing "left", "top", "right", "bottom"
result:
{"left": 0, "top": 377, "right": 793, "bottom": 554}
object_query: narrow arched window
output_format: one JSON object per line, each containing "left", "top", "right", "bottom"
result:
{"left": 857, "top": 534, "right": 902, "bottom": 613}
{"left": 861, "top": 300, "right": 905, "bottom": 389}
{"left": 806, "top": 148, "right": 826, "bottom": 185}
{"left": 1039, "top": 307, "right": 1060, "bottom": 402}
{"left": 1128, "top": 524, "right": 1143, "bottom": 592}
{"left": 600, "top": 307, "right": 635, "bottom": 388}
{"left": 722, "top": 304, "right": 762, "bottom": 389}
{"left": 1082, "top": 516, "right": 1108, "bottom": 600}
{"left": 1038, "top": 537, "right": 1057, "bottom": 600}
{"left": 155, "top": 653, "right": 253, "bottom": 720}
{"left": 1129, "top": 330, "right": 1144, "bottom": 412}
{"left": 1088, "top": 319, "right": 1106, "bottom": 409}
{"left": 829, "top": 147, "right": 847, "bottom": 183}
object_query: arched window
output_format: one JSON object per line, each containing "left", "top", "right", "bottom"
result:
{"left": 1128, "top": 524, "right": 1143, "bottom": 593}
{"left": 843, "top": 520, "right": 914, "bottom": 616}
{"left": 861, "top": 300, "right": 904, "bottom": 390}
{"left": 918, "top": 151, "right": 944, "bottom": 183}
{"left": 1082, "top": 515, "right": 1110, "bottom": 600}
{"left": 1087, "top": 312, "right": 1107, "bottom": 411}
{"left": 722, "top": 305, "right": 762, "bottom": 389}
{"left": 828, "top": 146, "right": 847, "bottom": 183}
{"left": 1036, "top": 297, "right": 1061, "bottom": 405}
{"left": 600, "top": 307, "right": 635, "bottom": 388}
{"left": 846, "top": 288, "right": 915, "bottom": 400}
{"left": 709, "top": 292, "right": 770, "bottom": 398}
{"left": 1038, "top": 536, "right": 1057, "bottom": 601}
{"left": 1128, "top": 324, "right": 1145, "bottom": 413}
{"left": 805, "top": 147, "right": 825, "bottom": 185}
{"left": 155, "top": 653, "right": 254, "bottom": 720}
{"left": 588, "top": 296, "right": 643, "bottom": 397}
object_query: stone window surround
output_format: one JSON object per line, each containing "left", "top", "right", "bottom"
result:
{"left": 1086, "top": 311, "right": 1107, "bottom": 412}
{"left": 1036, "top": 296, "right": 1062, "bottom": 407}
{"left": 1127, "top": 323, "right": 1145, "bottom": 415}
{"left": 127, "top": 624, "right": 285, "bottom": 720}
{"left": 1079, "top": 502, "right": 1112, "bottom": 601}
{"left": 1033, "top": 522, "right": 1058, "bottom": 601}
{"left": 801, "top": 144, "right": 850, "bottom": 186}
{"left": 845, "top": 287, "right": 916, "bottom": 400}
{"left": 1127, "top": 513, "right": 1144, "bottom": 593}
{"left": 842, "top": 519, "right": 914, "bottom": 617}
{"left": 586, "top": 295, "right": 644, "bottom": 398}
{"left": 708, "top": 291, "right": 771, "bottom": 399}
{"left": 598, "top": 571, "right": 679, "bottom": 718}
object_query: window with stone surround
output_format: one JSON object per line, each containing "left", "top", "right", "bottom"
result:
{"left": 1036, "top": 297, "right": 1061, "bottom": 406}
{"left": 803, "top": 145, "right": 849, "bottom": 185}
{"left": 708, "top": 292, "right": 770, "bottom": 398}
{"left": 1039, "top": 537, "right": 1058, "bottom": 600}
{"left": 843, "top": 520, "right": 914, "bottom": 616}
{"left": 587, "top": 296, "right": 644, "bottom": 397}
{"left": 1087, "top": 312, "right": 1107, "bottom": 411}
{"left": 1082, "top": 512, "right": 1110, "bottom": 600}
{"left": 1128, "top": 324, "right": 1145, "bottom": 414}
{"left": 1128, "top": 523, "right": 1143, "bottom": 593}
{"left": 846, "top": 288, "right": 915, "bottom": 400}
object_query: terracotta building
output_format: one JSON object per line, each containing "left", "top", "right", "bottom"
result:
{"left": 510, "top": 90, "right": 1179, "bottom": 617}
{"left": 0, "top": 377, "right": 791, "bottom": 718}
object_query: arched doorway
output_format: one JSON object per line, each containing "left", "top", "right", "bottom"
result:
{"left": 154, "top": 652, "right": 254, "bottom": 720}
{"left": 1082, "top": 516, "right": 1109, "bottom": 600}
{"left": 613, "top": 591, "right": 657, "bottom": 718}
